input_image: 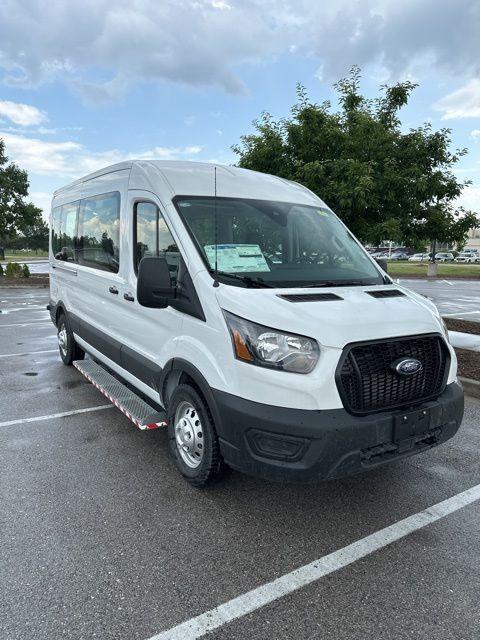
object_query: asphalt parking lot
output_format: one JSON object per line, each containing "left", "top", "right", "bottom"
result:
{"left": 398, "top": 278, "right": 480, "bottom": 321}
{"left": 1, "top": 287, "right": 480, "bottom": 640}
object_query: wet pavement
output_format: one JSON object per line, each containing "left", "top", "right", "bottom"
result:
{"left": 0, "top": 287, "right": 479, "bottom": 640}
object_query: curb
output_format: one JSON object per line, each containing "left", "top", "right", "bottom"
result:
{"left": 459, "top": 377, "right": 480, "bottom": 400}
{"left": 0, "top": 283, "right": 49, "bottom": 288}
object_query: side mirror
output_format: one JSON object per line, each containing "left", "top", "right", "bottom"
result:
{"left": 137, "top": 256, "right": 176, "bottom": 308}
{"left": 375, "top": 258, "right": 388, "bottom": 273}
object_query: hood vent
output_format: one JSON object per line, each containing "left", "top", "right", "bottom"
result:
{"left": 278, "top": 293, "right": 343, "bottom": 303}
{"left": 367, "top": 289, "right": 405, "bottom": 299}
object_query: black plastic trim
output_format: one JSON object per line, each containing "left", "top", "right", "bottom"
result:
{"left": 70, "top": 313, "right": 163, "bottom": 391}
{"left": 73, "top": 314, "right": 122, "bottom": 365}
{"left": 210, "top": 381, "right": 463, "bottom": 483}
{"left": 169, "top": 258, "right": 206, "bottom": 321}
{"left": 159, "top": 358, "right": 223, "bottom": 429}
{"left": 335, "top": 332, "right": 451, "bottom": 416}
{"left": 366, "top": 289, "right": 405, "bottom": 299}
{"left": 121, "top": 345, "right": 163, "bottom": 390}
{"left": 278, "top": 293, "right": 343, "bottom": 302}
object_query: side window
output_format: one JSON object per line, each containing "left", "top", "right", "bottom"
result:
{"left": 134, "top": 202, "right": 180, "bottom": 285}
{"left": 52, "top": 202, "right": 78, "bottom": 262}
{"left": 52, "top": 206, "right": 62, "bottom": 257}
{"left": 77, "top": 192, "right": 120, "bottom": 273}
{"left": 59, "top": 202, "right": 78, "bottom": 262}
{"left": 135, "top": 202, "right": 158, "bottom": 265}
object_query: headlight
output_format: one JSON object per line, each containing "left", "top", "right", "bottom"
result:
{"left": 223, "top": 311, "right": 320, "bottom": 374}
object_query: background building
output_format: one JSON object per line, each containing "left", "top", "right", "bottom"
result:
{"left": 465, "top": 227, "right": 480, "bottom": 251}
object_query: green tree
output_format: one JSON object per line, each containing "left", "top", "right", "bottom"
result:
{"left": 21, "top": 208, "right": 49, "bottom": 251}
{"left": 232, "top": 67, "right": 479, "bottom": 247}
{"left": 0, "top": 139, "right": 42, "bottom": 242}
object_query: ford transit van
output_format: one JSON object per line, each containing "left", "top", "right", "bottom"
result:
{"left": 48, "top": 161, "right": 463, "bottom": 486}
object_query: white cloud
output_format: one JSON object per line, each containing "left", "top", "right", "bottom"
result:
{"left": 456, "top": 184, "right": 480, "bottom": 214}
{"left": 0, "top": 1, "right": 479, "bottom": 101}
{"left": 0, "top": 100, "right": 47, "bottom": 126}
{"left": 434, "top": 79, "right": 480, "bottom": 120}
{"left": 29, "top": 191, "right": 53, "bottom": 215}
{"left": 0, "top": 130, "right": 204, "bottom": 178}
{"left": 184, "top": 145, "right": 203, "bottom": 154}
{"left": 471, "top": 129, "right": 480, "bottom": 139}
{"left": 211, "top": 0, "right": 231, "bottom": 9}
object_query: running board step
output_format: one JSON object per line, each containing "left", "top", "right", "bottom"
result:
{"left": 73, "top": 359, "right": 168, "bottom": 430}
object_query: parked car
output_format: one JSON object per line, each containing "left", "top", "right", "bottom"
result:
{"left": 389, "top": 251, "right": 409, "bottom": 260}
{"left": 434, "top": 252, "right": 454, "bottom": 262}
{"left": 455, "top": 251, "right": 480, "bottom": 263}
{"left": 408, "top": 253, "right": 430, "bottom": 262}
{"left": 48, "top": 160, "right": 463, "bottom": 486}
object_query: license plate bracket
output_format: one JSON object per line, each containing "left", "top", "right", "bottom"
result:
{"left": 394, "top": 407, "right": 431, "bottom": 442}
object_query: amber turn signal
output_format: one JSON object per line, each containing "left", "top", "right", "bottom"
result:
{"left": 232, "top": 329, "right": 253, "bottom": 362}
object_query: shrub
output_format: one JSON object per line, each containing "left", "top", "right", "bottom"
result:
{"left": 22, "top": 263, "right": 30, "bottom": 278}
{"left": 5, "top": 262, "right": 22, "bottom": 278}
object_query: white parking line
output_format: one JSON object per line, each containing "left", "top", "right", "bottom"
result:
{"left": 0, "top": 349, "right": 57, "bottom": 359}
{"left": 148, "top": 483, "right": 480, "bottom": 640}
{"left": 0, "top": 321, "right": 51, "bottom": 328}
{"left": 0, "top": 405, "right": 113, "bottom": 428}
{"left": 0, "top": 306, "right": 48, "bottom": 312}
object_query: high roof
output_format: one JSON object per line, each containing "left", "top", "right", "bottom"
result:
{"left": 54, "top": 160, "right": 326, "bottom": 207}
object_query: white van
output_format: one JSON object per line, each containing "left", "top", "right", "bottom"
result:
{"left": 48, "top": 161, "right": 463, "bottom": 486}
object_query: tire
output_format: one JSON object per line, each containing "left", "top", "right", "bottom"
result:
{"left": 57, "top": 312, "right": 85, "bottom": 366}
{"left": 167, "top": 383, "right": 225, "bottom": 487}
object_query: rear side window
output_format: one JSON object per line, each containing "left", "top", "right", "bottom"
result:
{"left": 77, "top": 192, "right": 120, "bottom": 273}
{"left": 52, "top": 201, "right": 79, "bottom": 262}
{"left": 134, "top": 201, "right": 180, "bottom": 285}
{"left": 51, "top": 206, "right": 62, "bottom": 257}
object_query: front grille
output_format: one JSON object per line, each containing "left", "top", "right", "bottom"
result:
{"left": 336, "top": 334, "right": 449, "bottom": 415}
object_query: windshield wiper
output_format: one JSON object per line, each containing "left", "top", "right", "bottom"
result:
{"left": 300, "top": 280, "right": 375, "bottom": 288}
{"left": 210, "top": 270, "right": 274, "bottom": 288}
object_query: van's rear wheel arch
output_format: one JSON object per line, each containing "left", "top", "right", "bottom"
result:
{"left": 56, "top": 309, "right": 85, "bottom": 365}
{"left": 55, "top": 302, "right": 67, "bottom": 326}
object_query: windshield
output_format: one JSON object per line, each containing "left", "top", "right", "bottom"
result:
{"left": 174, "top": 196, "right": 383, "bottom": 288}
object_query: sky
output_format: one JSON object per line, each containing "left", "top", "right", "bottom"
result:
{"left": 0, "top": 0, "right": 479, "bottom": 220}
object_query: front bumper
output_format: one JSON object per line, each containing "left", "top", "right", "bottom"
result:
{"left": 214, "top": 381, "right": 464, "bottom": 483}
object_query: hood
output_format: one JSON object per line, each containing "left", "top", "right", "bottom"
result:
{"left": 215, "top": 284, "right": 443, "bottom": 349}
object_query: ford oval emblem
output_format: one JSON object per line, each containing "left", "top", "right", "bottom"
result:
{"left": 392, "top": 358, "right": 423, "bottom": 376}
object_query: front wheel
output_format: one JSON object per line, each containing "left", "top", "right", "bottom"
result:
{"left": 167, "top": 384, "right": 225, "bottom": 487}
{"left": 57, "top": 313, "right": 85, "bottom": 365}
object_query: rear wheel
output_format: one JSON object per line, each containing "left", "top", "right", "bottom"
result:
{"left": 167, "top": 384, "right": 225, "bottom": 487}
{"left": 57, "top": 312, "right": 85, "bottom": 366}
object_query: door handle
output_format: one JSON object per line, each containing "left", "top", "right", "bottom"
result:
{"left": 109, "top": 286, "right": 119, "bottom": 295}
{"left": 123, "top": 293, "right": 135, "bottom": 302}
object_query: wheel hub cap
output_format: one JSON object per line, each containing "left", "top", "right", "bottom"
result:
{"left": 174, "top": 401, "right": 204, "bottom": 468}
{"left": 58, "top": 326, "right": 68, "bottom": 356}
